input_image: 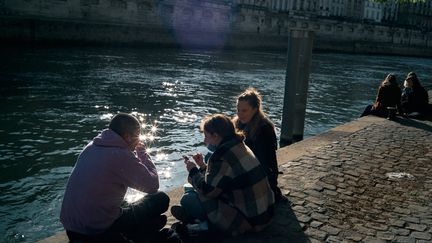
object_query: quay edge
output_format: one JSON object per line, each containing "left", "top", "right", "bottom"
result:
{"left": 38, "top": 115, "right": 394, "bottom": 243}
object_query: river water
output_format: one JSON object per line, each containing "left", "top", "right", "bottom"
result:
{"left": 0, "top": 47, "right": 431, "bottom": 242}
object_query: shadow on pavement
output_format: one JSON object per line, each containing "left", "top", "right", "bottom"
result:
{"left": 393, "top": 116, "right": 432, "bottom": 133}
{"left": 224, "top": 200, "right": 310, "bottom": 243}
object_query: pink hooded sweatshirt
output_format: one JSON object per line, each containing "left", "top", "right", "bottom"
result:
{"left": 60, "top": 129, "right": 159, "bottom": 235}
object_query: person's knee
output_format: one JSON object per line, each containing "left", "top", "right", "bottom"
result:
{"left": 180, "top": 192, "right": 201, "bottom": 209}
{"left": 179, "top": 194, "right": 190, "bottom": 207}
{"left": 141, "top": 191, "right": 170, "bottom": 214}
{"left": 154, "top": 191, "right": 170, "bottom": 212}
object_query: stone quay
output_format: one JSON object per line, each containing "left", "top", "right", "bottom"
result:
{"left": 40, "top": 114, "right": 432, "bottom": 242}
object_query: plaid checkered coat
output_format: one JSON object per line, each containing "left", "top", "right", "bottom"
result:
{"left": 189, "top": 137, "right": 275, "bottom": 236}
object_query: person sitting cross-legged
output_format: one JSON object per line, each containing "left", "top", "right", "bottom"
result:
{"left": 60, "top": 113, "right": 170, "bottom": 242}
{"left": 172, "top": 114, "right": 275, "bottom": 237}
{"left": 361, "top": 73, "right": 402, "bottom": 118}
{"left": 401, "top": 72, "right": 430, "bottom": 117}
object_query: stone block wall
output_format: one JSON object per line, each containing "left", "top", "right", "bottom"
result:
{"left": 3, "top": 0, "right": 161, "bottom": 25}
{"left": 1, "top": 0, "right": 432, "bottom": 55}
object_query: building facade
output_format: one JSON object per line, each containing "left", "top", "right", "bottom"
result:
{"left": 397, "top": 0, "right": 432, "bottom": 30}
{"left": 363, "top": 0, "right": 383, "bottom": 22}
{"left": 382, "top": 0, "right": 398, "bottom": 23}
{"left": 2, "top": 0, "right": 432, "bottom": 31}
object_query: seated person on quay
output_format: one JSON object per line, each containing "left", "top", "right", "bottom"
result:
{"left": 361, "top": 73, "right": 402, "bottom": 118}
{"left": 171, "top": 114, "right": 275, "bottom": 236}
{"left": 60, "top": 113, "right": 169, "bottom": 242}
{"left": 400, "top": 72, "right": 430, "bottom": 117}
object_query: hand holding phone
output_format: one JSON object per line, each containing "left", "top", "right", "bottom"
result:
{"left": 192, "top": 153, "right": 205, "bottom": 168}
{"left": 182, "top": 155, "right": 197, "bottom": 172}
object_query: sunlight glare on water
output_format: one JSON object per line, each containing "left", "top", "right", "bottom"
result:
{"left": 124, "top": 188, "right": 145, "bottom": 204}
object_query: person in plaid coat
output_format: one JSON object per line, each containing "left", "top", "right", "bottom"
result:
{"left": 182, "top": 114, "right": 275, "bottom": 236}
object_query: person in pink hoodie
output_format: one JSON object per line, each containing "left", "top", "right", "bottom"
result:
{"left": 60, "top": 113, "right": 169, "bottom": 242}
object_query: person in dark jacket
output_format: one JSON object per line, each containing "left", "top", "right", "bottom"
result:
{"left": 173, "top": 114, "right": 275, "bottom": 236}
{"left": 233, "top": 88, "right": 283, "bottom": 203}
{"left": 401, "top": 72, "right": 430, "bottom": 116}
{"left": 361, "top": 73, "right": 402, "bottom": 118}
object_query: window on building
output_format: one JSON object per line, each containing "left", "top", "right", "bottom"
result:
{"left": 110, "top": 0, "right": 127, "bottom": 9}
{"left": 81, "top": 0, "right": 99, "bottom": 4}
{"left": 183, "top": 8, "right": 193, "bottom": 16}
{"left": 162, "top": 4, "right": 174, "bottom": 14}
{"left": 252, "top": 16, "right": 259, "bottom": 23}
{"left": 203, "top": 10, "right": 213, "bottom": 18}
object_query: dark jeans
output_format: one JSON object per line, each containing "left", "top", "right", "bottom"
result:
{"left": 67, "top": 191, "right": 170, "bottom": 242}
{"left": 361, "top": 105, "right": 388, "bottom": 118}
{"left": 268, "top": 171, "right": 282, "bottom": 202}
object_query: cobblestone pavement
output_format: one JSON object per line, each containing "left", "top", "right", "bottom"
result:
{"left": 226, "top": 117, "right": 432, "bottom": 243}
{"left": 40, "top": 117, "right": 432, "bottom": 243}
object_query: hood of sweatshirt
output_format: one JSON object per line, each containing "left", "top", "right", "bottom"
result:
{"left": 92, "top": 129, "right": 129, "bottom": 148}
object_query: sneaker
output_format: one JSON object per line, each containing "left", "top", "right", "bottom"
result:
{"left": 186, "top": 221, "right": 208, "bottom": 235}
{"left": 171, "top": 205, "right": 194, "bottom": 224}
{"left": 159, "top": 228, "right": 183, "bottom": 243}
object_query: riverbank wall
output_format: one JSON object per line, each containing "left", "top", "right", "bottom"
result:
{"left": 1, "top": 0, "right": 432, "bottom": 56}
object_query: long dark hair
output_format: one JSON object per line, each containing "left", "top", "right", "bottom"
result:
{"left": 234, "top": 88, "right": 274, "bottom": 140}
{"left": 200, "top": 114, "right": 244, "bottom": 142}
{"left": 406, "top": 72, "right": 423, "bottom": 88}
{"left": 381, "top": 73, "right": 398, "bottom": 87}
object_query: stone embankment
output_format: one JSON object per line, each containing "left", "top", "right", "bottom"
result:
{"left": 40, "top": 114, "right": 432, "bottom": 242}
{"left": 2, "top": 0, "right": 432, "bottom": 56}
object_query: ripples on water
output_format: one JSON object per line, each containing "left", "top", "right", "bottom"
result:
{"left": 0, "top": 47, "right": 431, "bottom": 242}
